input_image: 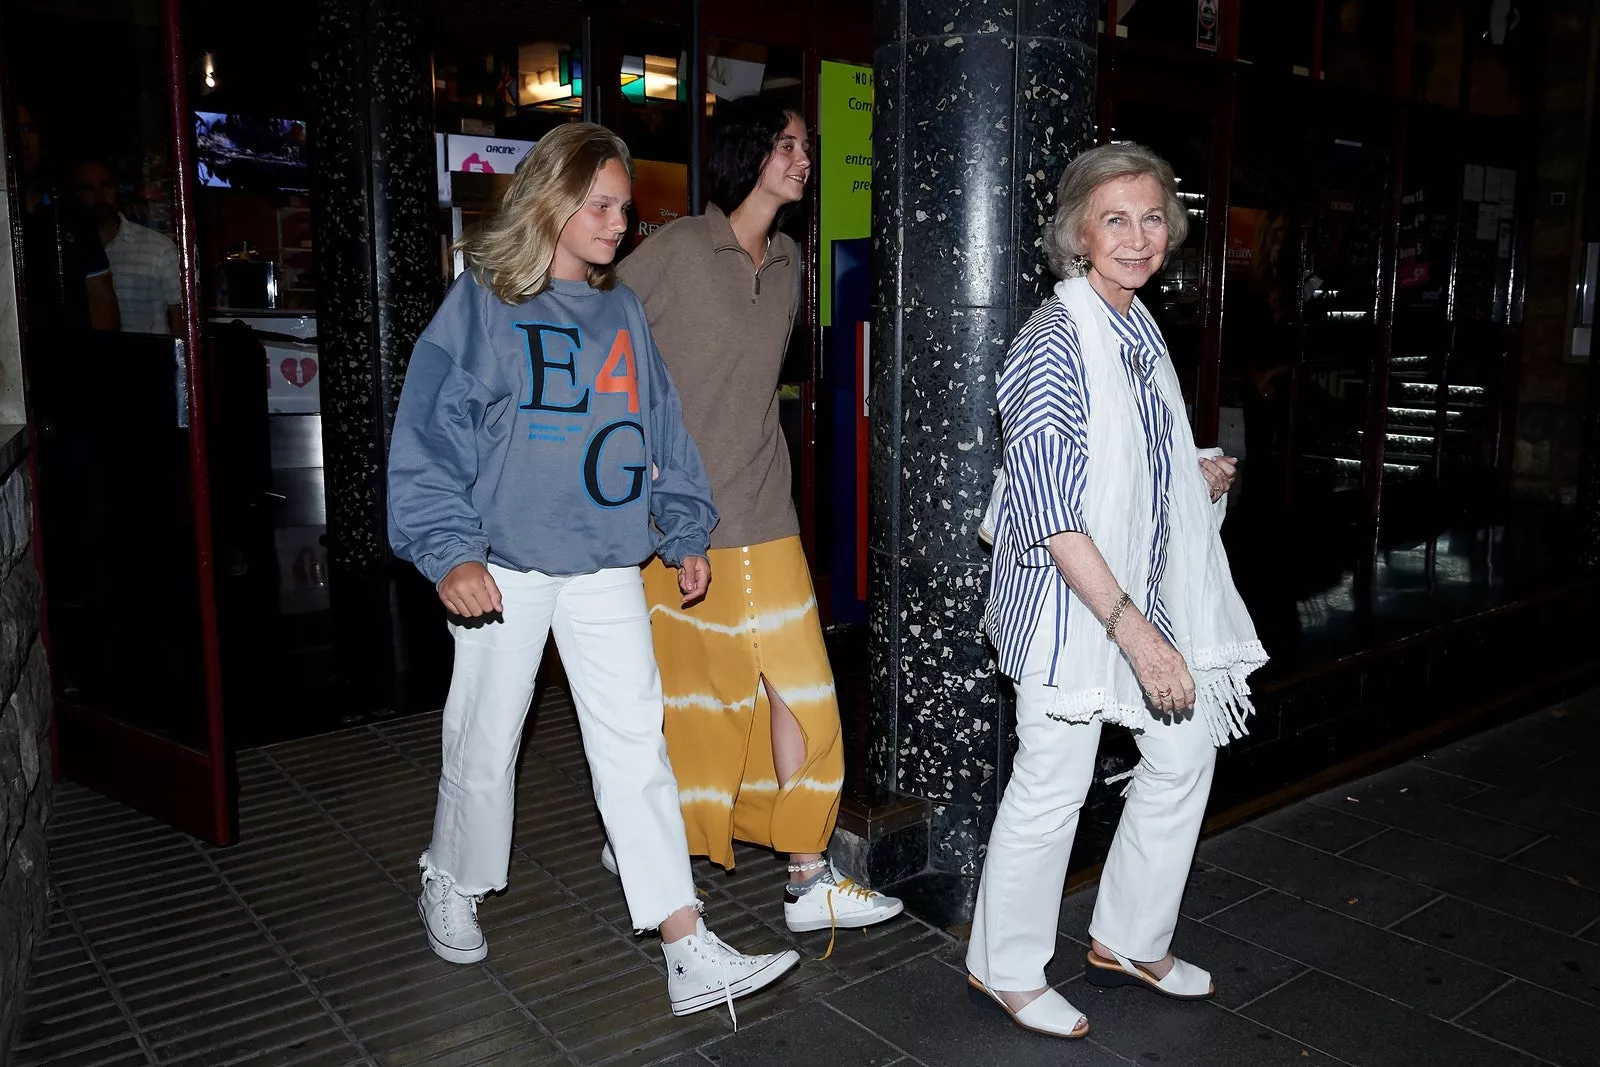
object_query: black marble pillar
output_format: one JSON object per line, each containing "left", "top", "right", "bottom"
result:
{"left": 310, "top": 0, "right": 442, "bottom": 711}
{"left": 868, "top": 0, "right": 1096, "bottom": 918}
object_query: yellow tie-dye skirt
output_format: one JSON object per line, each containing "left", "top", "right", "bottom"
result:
{"left": 641, "top": 535, "right": 843, "bottom": 869}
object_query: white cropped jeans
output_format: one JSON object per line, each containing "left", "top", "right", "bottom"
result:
{"left": 422, "top": 564, "right": 697, "bottom": 931}
{"left": 967, "top": 601, "right": 1218, "bottom": 992}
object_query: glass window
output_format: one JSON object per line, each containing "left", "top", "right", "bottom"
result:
{"left": 1107, "top": 94, "right": 1214, "bottom": 404}
{"left": 1321, "top": 0, "right": 1393, "bottom": 93}
{"left": 1114, "top": 0, "right": 1210, "bottom": 52}
{"left": 1223, "top": 81, "right": 1312, "bottom": 511}
{"left": 1467, "top": 2, "right": 1528, "bottom": 117}
{"left": 1412, "top": 0, "right": 1465, "bottom": 106}
{"left": 1238, "top": 0, "right": 1316, "bottom": 75}
{"left": 614, "top": 22, "right": 690, "bottom": 166}
{"left": 1298, "top": 113, "right": 1388, "bottom": 502}
{"left": 1385, "top": 110, "right": 1461, "bottom": 503}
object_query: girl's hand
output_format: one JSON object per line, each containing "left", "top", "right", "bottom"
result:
{"left": 439, "top": 561, "right": 503, "bottom": 618}
{"left": 678, "top": 555, "right": 710, "bottom": 607}
{"left": 1199, "top": 456, "right": 1237, "bottom": 502}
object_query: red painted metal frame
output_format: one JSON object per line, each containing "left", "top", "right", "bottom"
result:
{"left": 1219, "top": 0, "right": 1241, "bottom": 61}
{"left": 1312, "top": 0, "right": 1326, "bottom": 80}
{"left": 799, "top": 14, "right": 823, "bottom": 565}
{"left": 165, "top": 0, "right": 232, "bottom": 845}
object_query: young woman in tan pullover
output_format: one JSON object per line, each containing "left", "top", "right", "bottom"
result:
{"left": 613, "top": 97, "right": 902, "bottom": 936}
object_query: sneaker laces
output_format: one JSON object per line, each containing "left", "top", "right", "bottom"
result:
{"left": 432, "top": 876, "right": 480, "bottom": 937}
{"left": 811, "top": 861, "right": 868, "bottom": 961}
{"left": 694, "top": 928, "right": 740, "bottom": 1031}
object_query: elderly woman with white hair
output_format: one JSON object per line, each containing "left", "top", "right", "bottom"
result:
{"left": 965, "top": 142, "right": 1268, "bottom": 1039}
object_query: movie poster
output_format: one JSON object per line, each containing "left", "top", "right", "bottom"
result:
{"left": 632, "top": 160, "right": 688, "bottom": 239}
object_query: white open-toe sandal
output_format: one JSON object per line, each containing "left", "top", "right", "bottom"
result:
{"left": 966, "top": 975, "right": 1090, "bottom": 1039}
{"left": 1084, "top": 948, "right": 1215, "bottom": 1000}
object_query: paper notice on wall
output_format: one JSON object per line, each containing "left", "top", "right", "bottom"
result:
{"left": 1484, "top": 168, "right": 1503, "bottom": 203}
{"left": 1476, "top": 204, "right": 1501, "bottom": 241}
{"left": 1492, "top": 167, "right": 1516, "bottom": 204}
{"left": 1463, "top": 164, "right": 1485, "bottom": 202}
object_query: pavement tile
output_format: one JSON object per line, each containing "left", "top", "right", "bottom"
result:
{"left": 1449, "top": 787, "right": 1600, "bottom": 851}
{"left": 1309, "top": 789, "right": 1541, "bottom": 859}
{"left": 1179, "top": 862, "right": 1270, "bottom": 921}
{"left": 1458, "top": 979, "right": 1598, "bottom": 1067}
{"left": 1252, "top": 800, "right": 1389, "bottom": 855}
{"left": 8, "top": 1036, "right": 150, "bottom": 1067}
{"left": 1390, "top": 896, "right": 1600, "bottom": 1008}
{"left": 825, "top": 956, "right": 1132, "bottom": 1066}
{"left": 1342, "top": 828, "right": 1600, "bottom": 934}
{"left": 1507, "top": 836, "right": 1600, "bottom": 893}
{"left": 1075, "top": 983, "right": 1341, "bottom": 1066}
{"left": 1197, "top": 826, "right": 1442, "bottom": 927}
{"left": 1240, "top": 970, "right": 1542, "bottom": 1066}
{"left": 1205, "top": 889, "right": 1504, "bottom": 1017}
{"left": 697, "top": 1002, "right": 902, "bottom": 1066}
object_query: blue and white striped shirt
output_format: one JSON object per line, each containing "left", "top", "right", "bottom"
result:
{"left": 984, "top": 291, "right": 1177, "bottom": 684}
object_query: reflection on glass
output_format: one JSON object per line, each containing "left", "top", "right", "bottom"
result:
{"left": 1106, "top": 97, "right": 1210, "bottom": 400}
{"left": 1412, "top": 0, "right": 1465, "bottom": 106}
{"left": 1115, "top": 0, "right": 1209, "bottom": 52}
{"left": 517, "top": 43, "right": 582, "bottom": 110}
{"left": 1238, "top": 0, "right": 1316, "bottom": 75}
{"left": 1321, "top": 0, "right": 1392, "bottom": 93}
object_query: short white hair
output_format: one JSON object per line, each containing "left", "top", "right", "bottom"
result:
{"left": 1043, "top": 142, "right": 1189, "bottom": 278}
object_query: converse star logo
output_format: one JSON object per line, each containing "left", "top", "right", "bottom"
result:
{"left": 674, "top": 963, "right": 686, "bottom": 976}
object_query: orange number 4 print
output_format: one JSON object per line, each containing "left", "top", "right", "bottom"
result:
{"left": 595, "top": 329, "right": 640, "bottom": 414}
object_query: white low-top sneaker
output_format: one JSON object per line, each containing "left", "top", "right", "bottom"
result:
{"left": 417, "top": 861, "right": 487, "bottom": 965}
{"left": 662, "top": 919, "right": 799, "bottom": 1023}
{"left": 784, "top": 862, "right": 905, "bottom": 933}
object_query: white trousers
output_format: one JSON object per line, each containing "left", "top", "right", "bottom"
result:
{"left": 967, "top": 601, "right": 1217, "bottom": 991}
{"left": 423, "top": 564, "right": 698, "bottom": 932}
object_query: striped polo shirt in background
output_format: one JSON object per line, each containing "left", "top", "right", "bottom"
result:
{"left": 984, "top": 291, "right": 1177, "bottom": 686}
{"left": 105, "top": 215, "right": 181, "bottom": 335}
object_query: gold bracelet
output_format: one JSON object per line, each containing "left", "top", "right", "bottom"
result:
{"left": 1105, "top": 592, "right": 1133, "bottom": 642}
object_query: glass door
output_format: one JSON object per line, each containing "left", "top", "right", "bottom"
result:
{"left": 9, "top": 0, "right": 233, "bottom": 843}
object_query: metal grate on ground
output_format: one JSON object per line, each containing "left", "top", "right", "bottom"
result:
{"left": 10, "top": 685, "right": 949, "bottom": 1067}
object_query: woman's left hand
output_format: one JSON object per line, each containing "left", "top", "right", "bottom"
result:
{"left": 1199, "top": 456, "right": 1237, "bottom": 502}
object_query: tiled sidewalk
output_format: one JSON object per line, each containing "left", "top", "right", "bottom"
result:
{"left": 13, "top": 688, "right": 1600, "bottom": 1066}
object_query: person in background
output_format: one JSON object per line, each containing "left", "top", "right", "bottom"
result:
{"left": 13, "top": 103, "right": 119, "bottom": 332}
{"left": 387, "top": 122, "right": 798, "bottom": 1020}
{"left": 70, "top": 161, "right": 182, "bottom": 335}
{"left": 614, "top": 97, "right": 903, "bottom": 938}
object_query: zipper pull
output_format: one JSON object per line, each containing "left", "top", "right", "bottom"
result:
{"left": 753, "top": 272, "right": 761, "bottom": 302}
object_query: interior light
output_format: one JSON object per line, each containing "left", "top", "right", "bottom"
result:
{"left": 644, "top": 54, "right": 678, "bottom": 101}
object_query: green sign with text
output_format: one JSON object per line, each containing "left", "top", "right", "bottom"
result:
{"left": 819, "top": 61, "right": 874, "bottom": 328}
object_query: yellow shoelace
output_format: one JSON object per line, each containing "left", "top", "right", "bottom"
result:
{"left": 815, "top": 878, "right": 874, "bottom": 961}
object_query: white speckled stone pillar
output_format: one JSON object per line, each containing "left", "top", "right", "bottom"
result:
{"left": 869, "top": 0, "right": 1096, "bottom": 915}
{"left": 310, "top": 0, "right": 442, "bottom": 711}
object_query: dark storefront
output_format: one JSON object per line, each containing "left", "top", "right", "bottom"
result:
{"left": 3, "top": 0, "right": 1596, "bottom": 884}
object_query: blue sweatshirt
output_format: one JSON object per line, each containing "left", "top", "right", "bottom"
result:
{"left": 387, "top": 274, "right": 717, "bottom": 585}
